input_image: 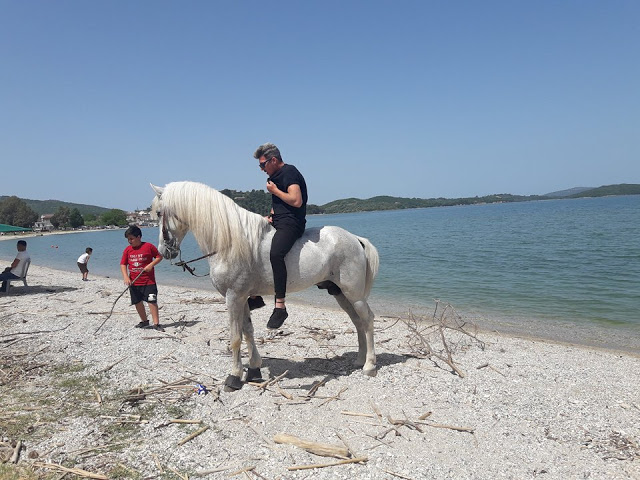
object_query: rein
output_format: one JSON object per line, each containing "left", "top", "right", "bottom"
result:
{"left": 174, "top": 252, "right": 216, "bottom": 277}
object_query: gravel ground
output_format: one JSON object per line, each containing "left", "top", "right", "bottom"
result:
{"left": 1, "top": 265, "right": 639, "bottom": 480}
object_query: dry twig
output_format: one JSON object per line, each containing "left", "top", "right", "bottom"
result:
{"left": 402, "top": 301, "right": 484, "bottom": 377}
{"left": 177, "top": 425, "right": 209, "bottom": 446}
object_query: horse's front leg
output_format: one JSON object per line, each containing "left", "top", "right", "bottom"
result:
{"left": 242, "top": 309, "right": 263, "bottom": 383}
{"left": 224, "top": 294, "right": 246, "bottom": 391}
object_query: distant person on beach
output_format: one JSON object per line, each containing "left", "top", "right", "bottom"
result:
{"left": 77, "top": 247, "right": 93, "bottom": 281}
{"left": 249, "top": 142, "right": 308, "bottom": 330}
{"left": 120, "top": 226, "right": 164, "bottom": 331}
{"left": 0, "top": 240, "right": 30, "bottom": 292}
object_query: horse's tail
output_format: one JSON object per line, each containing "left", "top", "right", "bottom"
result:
{"left": 357, "top": 236, "right": 379, "bottom": 299}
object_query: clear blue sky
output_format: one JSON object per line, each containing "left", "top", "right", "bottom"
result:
{"left": 1, "top": 1, "right": 638, "bottom": 211}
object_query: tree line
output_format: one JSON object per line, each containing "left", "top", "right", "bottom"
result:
{"left": 0, "top": 196, "right": 127, "bottom": 229}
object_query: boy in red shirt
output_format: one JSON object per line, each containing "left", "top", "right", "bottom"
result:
{"left": 120, "top": 226, "right": 164, "bottom": 331}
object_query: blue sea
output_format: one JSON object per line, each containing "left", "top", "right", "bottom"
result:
{"left": 2, "top": 196, "right": 639, "bottom": 351}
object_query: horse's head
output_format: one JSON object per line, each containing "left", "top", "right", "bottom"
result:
{"left": 151, "top": 184, "right": 188, "bottom": 260}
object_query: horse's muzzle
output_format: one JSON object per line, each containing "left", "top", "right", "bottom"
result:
{"left": 161, "top": 245, "right": 180, "bottom": 260}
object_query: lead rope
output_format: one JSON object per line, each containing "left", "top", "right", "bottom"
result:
{"left": 94, "top": 269, "right": 146, "bottom": 335}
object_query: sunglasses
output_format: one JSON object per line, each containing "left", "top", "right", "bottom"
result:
{"left": 259, "top": 157, "right": 271, "bottom": 170}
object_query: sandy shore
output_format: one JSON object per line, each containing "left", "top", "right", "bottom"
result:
{"left": 1, "top": 265, "right": 639, "bottom": 479}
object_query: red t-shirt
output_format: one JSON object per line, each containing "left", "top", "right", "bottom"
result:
{"left": 120, "top": 242, "right": 160, "bottom": 285}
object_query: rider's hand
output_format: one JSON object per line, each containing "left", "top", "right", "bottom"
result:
{"left": 266, "top": 180, "right": 278, "bottom": 195}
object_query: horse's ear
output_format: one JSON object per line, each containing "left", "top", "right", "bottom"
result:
{"left": 150, "top": 184, "right": 164, "bottom": 197}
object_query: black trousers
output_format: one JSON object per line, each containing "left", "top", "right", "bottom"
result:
{"left": 270, "top": 225, "right": 303, "bottom": 299}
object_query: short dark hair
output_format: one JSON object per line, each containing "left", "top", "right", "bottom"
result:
{"left": 253, "top": 142, "right": 282, "bottom": 162}
{"left": 86, "top": 247, "right": 93, "bottom": 254}
{"left": 125, "top": 226, "right": 142, "bottom": 238}
{"left": 17, "top": 240, "right": 27, "bottom": 247}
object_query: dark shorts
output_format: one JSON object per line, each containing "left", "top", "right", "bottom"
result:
{"left": 77, "top": 262, "right": 89, "bottom": 273}
{"left": 129, "top": 284, "right": 158, "bottom": 305}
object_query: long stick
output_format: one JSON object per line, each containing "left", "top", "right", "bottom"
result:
{"left": 287, "top": 457, "right": 368, "bottom": 471}
{"left": 94, "top": 270, "right": 145, "bottom": 335}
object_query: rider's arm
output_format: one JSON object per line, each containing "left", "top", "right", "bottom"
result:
{"left": 268, "top": 182, "right": 302, "bottom": 208}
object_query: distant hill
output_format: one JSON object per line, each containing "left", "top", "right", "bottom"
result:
{"left": 318, "top": 183, "right": 639, "bottom": 214}
{"left": 0, "top": 196, "right": 112, "bottom": 216}
{"left": 543, "top": 187, "right": 593, "bottom": 197}
{"left": 568, "top": 184, "right": 640, "bottom": 198}
{"left": 4, "top": 183, "right": 638, "bottom": 218}
{"left": 319, "top": 193, "right": 549, "bottom": 214}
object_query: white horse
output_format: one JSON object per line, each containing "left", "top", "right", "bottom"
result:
{"left": 151, "top": 181, "right": 379, "bottom": 390}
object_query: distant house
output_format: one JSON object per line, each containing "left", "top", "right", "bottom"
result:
{"left": 34, "top": 214, "right": 54, "bottom": 232}
{"left": 126, "top": 210, "right": 154, "bottom": 226}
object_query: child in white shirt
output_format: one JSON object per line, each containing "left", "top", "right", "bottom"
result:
{"left": 77, "top": 247, "right": 93, "bottom": 281}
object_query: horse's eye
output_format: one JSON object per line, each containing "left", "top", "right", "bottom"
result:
{"left": 156, "top": 211, "right": 162, "bottom": 217}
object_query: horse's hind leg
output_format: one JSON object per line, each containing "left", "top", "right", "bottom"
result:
{"left": 334, "top": 293, "right": 377, "bottom": 376}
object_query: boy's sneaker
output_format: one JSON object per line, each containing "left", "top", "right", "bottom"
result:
{"left": 267, "top": 308, "right": 288, "bottom": 329}
{"left": 135, "top": 321, "right": 150, "bottom": 328}
{"left": 152, "top": 324, "right": 165, "bottom": 332}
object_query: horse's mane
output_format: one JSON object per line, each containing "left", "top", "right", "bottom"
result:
{"left": 161, "top": 181, "right": 271, "bottom": 264}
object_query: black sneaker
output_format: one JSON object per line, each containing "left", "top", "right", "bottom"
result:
{"left": 152, "top": 324, "right": 165, "bottom": 332}
{"left": 135, "top": 321, "right": 150, "bottom": 328}
{"left": 248, "top": 296, "right": 266, "bottom": 310}
{"left": 267, "top": 308, "right": 288, "bottom": 329}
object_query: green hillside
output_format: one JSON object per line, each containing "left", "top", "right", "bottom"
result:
{"left": 318, "top": 183, "right": 639, "bottom": 214}
{"left": 319, "top": 193, "right": 549, "bottom": 214}
{"left": 568, "top": 184, "right": 640, "bottom": 198}
{"left": 0, "top": 196, "right": 111, "bottom": 216}
{"left": 4, "top": 183, "right": 638, "bottom": 219}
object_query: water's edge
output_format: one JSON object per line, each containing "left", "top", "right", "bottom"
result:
{"left": 4, "top": 254, "right": 635, "bottom": 355}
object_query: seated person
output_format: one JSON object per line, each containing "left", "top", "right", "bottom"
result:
{"left": 0, "top": 240, "right": 30, "bottom": 292}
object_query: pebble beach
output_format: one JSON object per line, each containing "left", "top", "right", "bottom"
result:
{"left": 1, "top": 264, "right": 639, "bottom": 479}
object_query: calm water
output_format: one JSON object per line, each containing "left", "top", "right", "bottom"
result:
{"left": 2, "top": 196, "right": 639, "bottom": 349}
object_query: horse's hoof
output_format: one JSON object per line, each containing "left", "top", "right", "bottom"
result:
{"left": 224, "top": 374, "right": 243, "bottom": 391}
{"left": 245, "top": 367, "right": 264, "bottom": 383}
{"left": 363, "top": 367, "right": 377, "bottom": 377}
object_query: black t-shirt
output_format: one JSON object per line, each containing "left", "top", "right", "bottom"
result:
{"left": 269, "top": 164, "right": 307, "bottom": 230}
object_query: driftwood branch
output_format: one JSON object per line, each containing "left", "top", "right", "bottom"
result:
{"left": 402, "top": 301, "right": 485, "bottom": 377}
{"left": 273, "top": 433, "right": 351, "bottom": 458}
{"left": 10, "top": 440, "right": 22, "bottom": 463}
{"left": 33, "top": 462, "right": 108, "bottom": 479}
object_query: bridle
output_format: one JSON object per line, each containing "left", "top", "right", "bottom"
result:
{"left": 159, "top": 209, "right": 215, "bottom": 277}
{"left": 160, "top": 211, "right": 180, "bottom": 257}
